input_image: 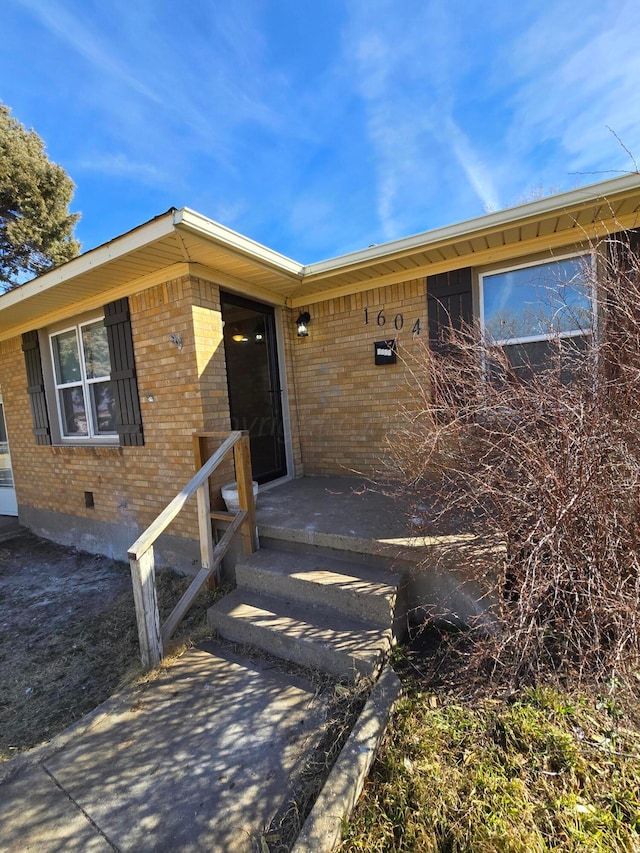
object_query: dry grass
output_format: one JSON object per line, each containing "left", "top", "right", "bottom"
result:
{"left": 0, "top": 533, "right": 220, "bottom": 759}
{"left": 262, "top": 676, "right": 372, "bottom": 852}
{"left": 341, "top": 642, "right": 640, "bottom": 852}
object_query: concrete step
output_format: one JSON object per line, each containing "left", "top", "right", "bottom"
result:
{"left": 235, "top": 548, "right": 399, "bottom": 629}
{"left": 207, "top": 589, "right": 392, "bottom": 681}
{"left": 257, "top": 529, "right": 396, "bottom": 572}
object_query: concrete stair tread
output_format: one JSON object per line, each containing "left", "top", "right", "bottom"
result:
{"left": 212, "top": 588, "right": 391, "bottom": 653}
{"left": 208, "top": 588, "right": 391, "bottom": 678}
{"left": 237, "top": 547, "right": 399, "bottom": 594}
{"left": 234, "top": 547, "right": 400, "bottom": 629}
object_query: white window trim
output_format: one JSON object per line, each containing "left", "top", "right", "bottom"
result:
{"left": 478, "top": 251, "right": 597, "bottom": 349}
{"left": 46, "top": 315, "right": 118, "bottom": 446}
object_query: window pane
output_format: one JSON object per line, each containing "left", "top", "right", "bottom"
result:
{"left": 82, "top": 321, "right": 111, "bottom": 379}
{"left": 59, "top": 387, "right": 88, "bottom": 436}
{"left": 483, "top": 257, "right": 591, "bottom": 343}
{"left": 52, "top": 329, "right": 81, "bottom": 384}
{"left": 502, "top": 335, "right": 589, "bottom": 379}
{"left": 89, "top": 381, "right": 117, "bottom": 434}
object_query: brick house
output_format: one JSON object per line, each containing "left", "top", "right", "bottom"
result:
{"left": 0, "top": 173, "right": 638, "bottom": 571}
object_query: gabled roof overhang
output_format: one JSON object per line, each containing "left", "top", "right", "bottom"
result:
{"left": 0, "top": 173, "right": 639, "bottom": 340}
{"left": 0, "top": 209, "right": 305, "bottom": 341}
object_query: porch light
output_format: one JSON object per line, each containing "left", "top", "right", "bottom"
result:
{"left": 296, "top": 311, "right": 311, "bottom": 337}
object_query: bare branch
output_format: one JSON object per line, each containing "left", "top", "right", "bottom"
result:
{"left": 382, "top": 231, "right": 640, "bottom": 689}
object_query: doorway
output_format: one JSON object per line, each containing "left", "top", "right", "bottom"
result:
{"left": 0, "top": 396, "right": 17, "bottom": 516}
{"left": 221, "top": 293, "right": 287, "bottom": 484}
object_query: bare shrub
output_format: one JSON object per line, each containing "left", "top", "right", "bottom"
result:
{"left": 386, "top": 233, "right": 640, "bottom": 687}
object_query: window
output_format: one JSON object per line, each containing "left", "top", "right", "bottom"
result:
{"left": 479, "top": 255, "right": 593, "bottom": 371}
{"left": 23, "top": 298, "right": 143, "bottom": 447}
{"left": 50, "top": 319, "right": 117, "bottom": 439}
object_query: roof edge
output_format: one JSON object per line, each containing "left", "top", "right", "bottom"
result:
{"left": 0, "top": 209, "right": 178, "bottom": 309}
{"left": 303, "top": 172, "right": 640, "bottom": 276}
{"left": 2, "top": 172, "right": 639, "bottom": 318}
{"left": 174, "top": 209, "right": 304, "bottom": 277}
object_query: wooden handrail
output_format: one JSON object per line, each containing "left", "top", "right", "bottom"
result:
{"left": 161, "top": 509, "right": 247, "bottom": 642}
{"left": 128, "top": 430, "right": 241, "bottom": 562}
{"left": 128, "top": 430, "right": 256, "bottom": 670}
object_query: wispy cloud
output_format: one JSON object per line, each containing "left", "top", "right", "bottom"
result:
{"left": 76, "top": 153, "right": 169, "bottom": 186}
{"left": 343, "top": 0, "right": 640, "bottom": 227}
{"left": 502, "top": 0, "right": 640, "bottom": 180}
{"left": 16, "top": 0, "right": 287, "bottom": 166}
{"left": 6, "top": 0, "right": 640, "bottom": 261}
{"left": 343, "top": 0, "right": 500, "bottom": 238}
{"left": 16, "top": 0, "right": 163, "bottom": 105}
{"left": 443, "top": 117, "right": 501, "bottom": 213}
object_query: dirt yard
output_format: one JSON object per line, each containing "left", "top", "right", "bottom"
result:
{"left": 0, "top": 531, "right": 214, "bottom": 760}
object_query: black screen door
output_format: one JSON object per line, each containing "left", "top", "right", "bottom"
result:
{"left": 221, "top": 293, "right": 287, "bottom": 484}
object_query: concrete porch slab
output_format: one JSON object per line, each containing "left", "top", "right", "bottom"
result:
{"left": 257, "top": 477, "right": 410, "bottom": 546}
{"left": 256, "top": 476, "right": 485, "bottom": 564}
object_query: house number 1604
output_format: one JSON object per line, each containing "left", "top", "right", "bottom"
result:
{"left": 364, "top": 308, "right": 421, "bottom": 335}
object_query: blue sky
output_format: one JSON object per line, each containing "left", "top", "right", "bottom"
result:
{"left": 2, "top": 0, "right": 640, "bottom": 263}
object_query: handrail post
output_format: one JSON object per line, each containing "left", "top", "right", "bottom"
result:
{"left": 196, "top": 481, "right": 216, "bottom": 583}
{"left": 129, "top": 546, "right": 163, "bottom": 669}
{"left": 234, "top": 431, "right": 258, "bottom": 555}
{"left": 193, "top": 433, "right": 208, "bottom": 473}
{"left": 128, "top": 430, "right": 257, "bottom": 666}
{"left": 194, "top": 432, "right": 218, "bottom": 587}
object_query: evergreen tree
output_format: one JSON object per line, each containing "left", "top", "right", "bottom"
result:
{"left": 0, "top": 103, "right": 80, "bottom": 289}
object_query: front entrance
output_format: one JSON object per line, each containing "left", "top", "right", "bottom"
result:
{"left": 221, "top": 293, "right": 287, "bottom": 484}
{"left": 0, "top": 396, "right": 17, "bottom": 516}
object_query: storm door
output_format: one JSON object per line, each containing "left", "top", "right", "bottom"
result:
{"left": 221, "top": 293, "right": 287, "bottom": 484}
{"left": 0, "top": 396, "right": 17, "bottom": 516}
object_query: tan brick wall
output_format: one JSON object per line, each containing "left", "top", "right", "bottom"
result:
{"left": 292, "top": 279, "right": 427, "bottom": 477}
{"left": 0, "top": 271, "right": 425, "bottom": 550}
{"left": 0, "top": 274, "right": 237, "bottom": 548}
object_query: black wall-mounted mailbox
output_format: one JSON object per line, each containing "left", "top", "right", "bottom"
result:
{"left": 374, "top": 339, "right": 397, "bottom": 365}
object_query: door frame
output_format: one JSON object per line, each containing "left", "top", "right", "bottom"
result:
{"left": 220, "top": 291, "right": 292, "bottom": 485}
{"left": 272, "top": 305, "right": 295, "bottom": 487}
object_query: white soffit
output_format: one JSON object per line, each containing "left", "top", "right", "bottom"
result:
{"left": 303, "top": 173, "right": 640, "bottom": 278}
{"left": 0, "top": 209, "right": 303, "bottom": 337}
{"left": 284, "top": 176, "right": 640, "bottom": 307}
{"left": 173, "top": 209, "right": 304, "bottom": 279}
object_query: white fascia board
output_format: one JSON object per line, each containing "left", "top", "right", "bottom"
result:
{"left": 2, "top": 172, "right": 637, "bottom": 317}
{"left": 304, "top": 173, "right": 640, "bottom": 277}
{"left": 0, "top": 211, "right": 177, "bottom": 310}
{"left": 173, "top": 208, "right": 305, "bottom": 278}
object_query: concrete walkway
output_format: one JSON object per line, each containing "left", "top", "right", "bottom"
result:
{"left": 0, "top": 643, "right": 334, "bottom": 853}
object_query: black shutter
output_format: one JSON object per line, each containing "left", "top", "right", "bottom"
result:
{"left": 604, "top": 229, "right": 640, "bottom": 386}
{"left": 607, "top": 228, "right": 640, "bottom": 272}
{"left": 22, "top": 330, "right": 52, "bottom": 445}
{"left": 427, "top": 267, "right": 473, "bottom": 351}
{"left": 104, "top": 298, "right": 144, "bottom": 447}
